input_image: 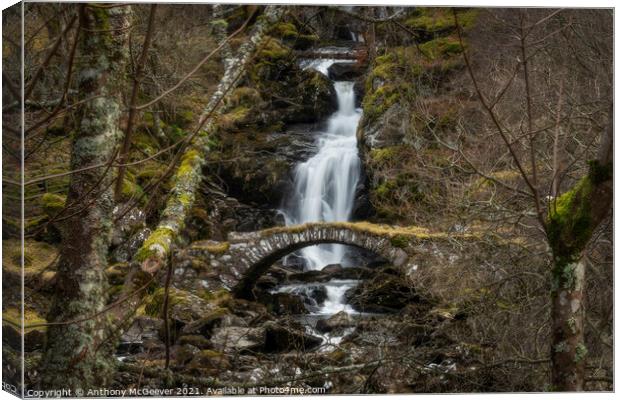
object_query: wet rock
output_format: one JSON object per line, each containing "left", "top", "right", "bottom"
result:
{"left": 211, "top": 326, "right": 265, "bottom": 352}
{"left": 260, "top": 292, "right": 307, "bottom": 315}
{"left": 288, "top": 270, "right": 329, "bottom": 283}
{"left": 282, "top": 254, "right": 307, "bottom": 271}
{"left": 328, "top": 62, "right": 365, "bottom": 80}
{"left": 321, "top": 264, "right": 344, "bottom": 275}
{"left": 263, "top": 321, "right": 322, "bottom": 352}
{"left": 307, "top": 285, "right": 328, "bottom": 305}
{"left": 315, "top": 311, "right": 354, "bottom": 333}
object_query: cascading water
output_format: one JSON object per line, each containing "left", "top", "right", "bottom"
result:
{"left": 282, "top": 63, "right": 362, "bottom": 271}
{"left": 278, "top": 54, "right": 363, "bottom": 323}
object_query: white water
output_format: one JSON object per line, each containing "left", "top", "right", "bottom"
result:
{"left": 282, "top": 61, "right": 362, "bottom": 271}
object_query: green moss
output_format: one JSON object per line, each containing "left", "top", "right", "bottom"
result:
{"left": 374, "top": 180, "right": 396, "bottom": 200}
{"left": 370, "top": 147, "right": 401, "bottom": 164}
{"left": 575, "top": 343, "right": 588, "bottom": 363}
{"left": 419, "top": 37, "right": 463, "bottom": 60}
{"left": 40, "top": 193, "right": 66, "bottom": 216}
{"left": 218, "top": 106, "right": 250, "bottom": 130}
{"left": 177, "top": 149, "right": 203, "bottom": 179}
{"left": 120, "top": 177, "right": 144, "bottom": 202}
{"left": 204, "top": 241, "right": 230, "bottom": 254}
{"left": 258, "top": 221, "right": 446, "bottom": 242}
{"left": 362, "top": 84, "right": 404, "bottom": 122}
{"left": 256, "top": 38, "right": 289, "bottom": 62}
{"left": 406, "top": 8, "right": 478, "bottom": 33}
{"left": 3, "top": 307, "right": 47, "bottom": 332}
{"left": 226, "top": 87, "right": 261, "bottom": 109}
{"left": 210, "top": 18, "right": 227, "bottom": 30}
{"left": 390, "top": 234, "right": 409, "bottom": 248}
{"left": 144, "top": 287, "right": 188, "bottom": 317}
{"left": 547, "top": 176, "right": 593, "bottom": 262}
{"left": 270, "top": 22, "right": 298, "bottom": 40}
{"left": 134, "top": 227, "right": 174, "bottom": 262}
{"left": 3, "top": 239, "right": 57, "bottom": 278}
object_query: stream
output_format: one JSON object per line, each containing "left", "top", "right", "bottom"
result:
{"left": 276, "top": 48, "right": 366, "bottom": 344}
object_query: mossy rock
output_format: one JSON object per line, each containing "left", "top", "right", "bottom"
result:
{"left": 40, "top": 193, "right": 66, "bottom": 217}
{"left": 2, "top": 307, "right": 47, "bottom": 351}
{"left": 178, "top": 334, "right": 212, "bottom": 349}
{"left": 2, "top": 239, "right": 57, "bottom": 282}
{"left": 419, "top": 36, "right": 463, "bottom": 60}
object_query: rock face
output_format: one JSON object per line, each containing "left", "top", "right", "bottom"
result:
{"left": 211, "top": 326, "right": 266, "bottom": 352}
{"left": 316, "top": 311, "right": 354, "bottom": 333}
{"left": 359, "top": 102, "right": 409, "bottom": 149}
{"left": 328, "top": 62, "right": 365, "bottom": 81}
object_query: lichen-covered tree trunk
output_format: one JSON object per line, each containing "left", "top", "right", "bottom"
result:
{"left": 41, "top": 5, "right": 130, "bottom": 390}
{"left": 547, "top": 122, "right": 612, "bottom": 391}
{"left": 133, "top": 5, "right": 284, "bottom": 275}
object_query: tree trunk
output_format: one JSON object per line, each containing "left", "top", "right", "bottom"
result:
{"left": 132, "top": 5, "right": 284, "bottom": 276}
{"left": 550, "top": 257, "right": 586, "bottom": 390}
{"left": 41, "top": 4, "right": 130, "bottom": 390}
{"left": 547, "top": 119, "right": 612, "bottom": 391}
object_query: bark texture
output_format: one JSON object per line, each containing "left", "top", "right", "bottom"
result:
{"left": 41, "top": 5, "right": 131, "bottom": 390}
{"left": 547, "top": 119, "right": 612, "bottom": 391}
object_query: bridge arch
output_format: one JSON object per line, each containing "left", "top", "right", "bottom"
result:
{"left": 216, "top": 222, "right": 418, "bottom": 298}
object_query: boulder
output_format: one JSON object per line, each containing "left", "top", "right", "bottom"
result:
{"left": 306, "top": 285, "right": 328, "bottom": 305}
{"left": 178, "top": 335, "right": 212, "bottom": 350}
{"left": 315, "top": 311, "right": 354, "bottom": 333}
{"left": 321, "top": 264, "right": 344, "bottom": 275}
{"left": 328, "top": 62, "right": 366, "bottom": 81}
{"left": 144, "top": 288, "right": 213, "bottom": 327}
{"left": 288, "top": 270, "right": 329, "bottom": 283}
{"left": 117, "top": 316, "right": 162, "bottom": 355}
{"left": 261, "top": 292, "right": 307, "bottom": 315}
{"left": 211, "top": 326, "right": 266, "bottom": 352}
{"left": 180, "top": 308, "right": 240, "bottom": 337}
{"left": 263, "top": 321, "right": 322, "bottom": 352}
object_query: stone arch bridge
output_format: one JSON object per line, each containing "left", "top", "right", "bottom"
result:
{"left": 184, "top": 222, "right": 469, "bottom": 298}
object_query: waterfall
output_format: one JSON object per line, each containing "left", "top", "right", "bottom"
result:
{"left": 282, "top": 62, "right": 362, "bottom": 271}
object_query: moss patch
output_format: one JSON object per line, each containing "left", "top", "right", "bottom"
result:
{"left": 3, "top": 307, "right": 47, "bottom": 332}
{"left": 3, "top": 239, "right": 58, "bottom": 279}
{"left": 40, "top": 193, "right": 66, "bottom": 216}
